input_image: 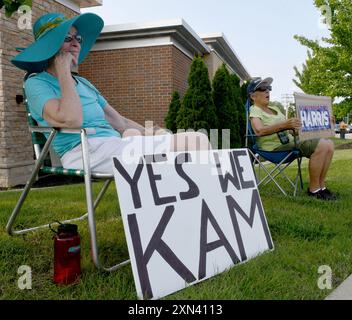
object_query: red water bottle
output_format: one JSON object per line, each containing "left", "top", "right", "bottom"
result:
{"left": 52, "top": 223, "right": 81, "bottom": 285}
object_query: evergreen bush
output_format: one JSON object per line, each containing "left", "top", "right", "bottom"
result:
{"left": 231, "top": 73, "right": 247, "bottom": 147}
{"left": 212, "top": 64, "right": 240, "bottom": 148}
{"left": 176, "top": 57, "right": 217, "bottom": 132}
{"left": 165, "top": 91, "right": 181, "bottom": 133}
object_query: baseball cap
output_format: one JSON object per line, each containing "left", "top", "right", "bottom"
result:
{"left": 247, "top": 77, "right": 273, "bottom": 96}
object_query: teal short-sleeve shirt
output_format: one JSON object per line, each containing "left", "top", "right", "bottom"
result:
{"left": 25, "top": 71, "right": 121, "bottom": 157}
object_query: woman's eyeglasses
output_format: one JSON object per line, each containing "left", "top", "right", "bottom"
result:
{"left": 256, "top": 86, "right": 272, "bottom": 92}
{"left": 64, "top": 34, "right": 83, "bottom": 44}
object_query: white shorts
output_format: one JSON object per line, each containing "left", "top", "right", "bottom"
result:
{"left": 61, "top": 134, "right": 172, "bottom": 174}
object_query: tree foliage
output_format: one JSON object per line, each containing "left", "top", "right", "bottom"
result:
{"left": 230, "top": 73, "right": 247, "bottom": 147}
{"left": 333, "top": 98, "right": 352, "bottom": 120}
{"left": 240, "top": 80, "right": 249, "bottom": 104}
{"left": 287, "top": 103, "right": 296, "bottom": 119}
{"left": 294, "top": 0, "right": 352, "bottom": 119}
{"left": 171, "top": 57, "right": 247, "bottom": 147}
{"left": 176, "top": 57, "right": 217, "bottom": 131}
{"left": 212, "top": 64, "right": 240, "bottom": 148}
{"left": 0, "top": 0, "right": 32, "bottom": 18}
{"left": 269, "top": 101, "right": 286, "bottom": 115}
{"left": 164, "top": 91, "right": 181, "bottom": 133}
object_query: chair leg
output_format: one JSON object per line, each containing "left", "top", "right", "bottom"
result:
{"left": 7, "top": 128, "right": 98, "bottom": 235}
{"left": 294, "top": 162, "right": 299, "bottom": 197}
{"left": 253, "top": 151, "right": 304, "bottom": 197}
{"left": 80, "top": 129, "right": 130, "bottom": 272}
{"left": 256, "top": 158, "right": 290, "bottom": 196}
{"left": 8, "top": 129, "right": 129, "bottom": 272}
{"left": 262, "top": 162, "right": 292, "bottom": 187}
{"left": 7, "top": 177, "right": 114, "bottom": 235}
{"left": 7, "top": 130, "right": 58, "bottom": 235}
{"left": 298, "top": 157, "right": 303, "bottom": 189}
{"left": 261, "top": 155, "right": 303, "bottom": 197}
{"left": 248, "top": 149, "right": 260, "bottom": 185}
{"left": 293, "top": 157, "right": 304, "bottom": 196}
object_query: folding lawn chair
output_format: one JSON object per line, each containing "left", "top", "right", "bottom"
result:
{"left": 6, "top": 72, "right": 129, "bottom": 272}
{"left": 245, "top": 99, "right": 303, "bottom": 196}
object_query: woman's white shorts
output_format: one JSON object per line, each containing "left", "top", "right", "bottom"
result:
{"left": 61, "top": 134, "right": 172, "bottom": 174}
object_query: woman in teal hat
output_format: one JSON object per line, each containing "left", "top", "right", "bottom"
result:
{"left": 12, "top": 12, "right": 211, "bottom": 173}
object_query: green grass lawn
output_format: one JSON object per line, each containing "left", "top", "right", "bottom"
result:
{"left": 0, "top": 138, "right": 351, "bottom": 300}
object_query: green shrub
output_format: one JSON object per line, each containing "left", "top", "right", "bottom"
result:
{"left": 165, "top": 91, "right": 181, "bottom": 133}
{"left": 176, "top": 57, "right": 217, "bottom": 132}
{"left": 212, "top": 64, "right": 241, "bottom": 148}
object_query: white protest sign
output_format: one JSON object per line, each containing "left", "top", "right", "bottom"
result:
{"left": 294, "top": 92, "right": 334, "bottom": 141}
{"left": 112, "top": 149, "right": 274, "bottom": 300}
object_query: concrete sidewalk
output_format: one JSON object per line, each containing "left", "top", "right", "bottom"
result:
{"left": 325, "top": 275, "right": 352, "bottom": 300}
{"left": 335, "top": 133, "right": 352, "bottom": 139}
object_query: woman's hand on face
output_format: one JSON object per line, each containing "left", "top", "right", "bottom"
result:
{"left": 53, "top": 51, "right": 75, "bottom": 76}
{"left": 286, "top": 118, "right": 302, "bottom": 130}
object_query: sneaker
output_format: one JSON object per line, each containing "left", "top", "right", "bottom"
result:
{"left": 320, "top": 188, "right": 337, "bottom": 201}
{"left": 307, "top": 189, "right": 323, "bottom": 199}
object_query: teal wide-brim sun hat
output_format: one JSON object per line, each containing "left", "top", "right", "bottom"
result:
{"left": 11, "top": 12, "right": 104, "bottom": 73}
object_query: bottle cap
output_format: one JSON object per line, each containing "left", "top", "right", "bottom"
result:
{"left": 57, "top": 223, "right": 78, "bottom": 235}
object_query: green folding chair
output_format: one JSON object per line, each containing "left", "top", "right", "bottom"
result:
{"left": 6, "top": 72, "right": 129, "bottom": 272}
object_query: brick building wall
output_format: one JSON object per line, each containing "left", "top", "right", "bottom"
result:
{"left": 79, "top": 45, "right": 192, "bottom": 128}
{"left": 0, "top": 1, "right": 76, "bottom": 187}
{"left": 172, "top": 46, "right": 191, "bottom": 98}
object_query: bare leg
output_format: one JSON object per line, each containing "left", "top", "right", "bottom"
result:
{"left": 122, "top": 128, "right": 143, "bottom": 138}
{"left": 319, "top": 139, "right": 334, "bottom": 188}
{"left": 308, "top": 139, "right": 332, "bottom": 191}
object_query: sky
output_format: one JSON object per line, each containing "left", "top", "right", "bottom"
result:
{"left": 82, "top": 0, "right": 330, "bottom": 103}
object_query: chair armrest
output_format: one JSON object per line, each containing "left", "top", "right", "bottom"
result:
{"left": 29, "top": 126, "right": 97, "bottom": 135}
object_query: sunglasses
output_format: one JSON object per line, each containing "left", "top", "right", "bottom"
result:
{"left": 255, "top": 86, "right": 272, "bottom": 92}
{"left": 64, "top": 34, "right": 83, "bottom": 44}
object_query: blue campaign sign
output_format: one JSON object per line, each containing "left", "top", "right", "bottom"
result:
{"left": 294, "top": 92, "right": 334, "bottom": 141}
{"left": 299, "top": 105, "right": 331, "bottom": 132}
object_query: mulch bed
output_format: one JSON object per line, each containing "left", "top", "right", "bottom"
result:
{"left": 336, "top": 142, "right": 352, "bottom": 150}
